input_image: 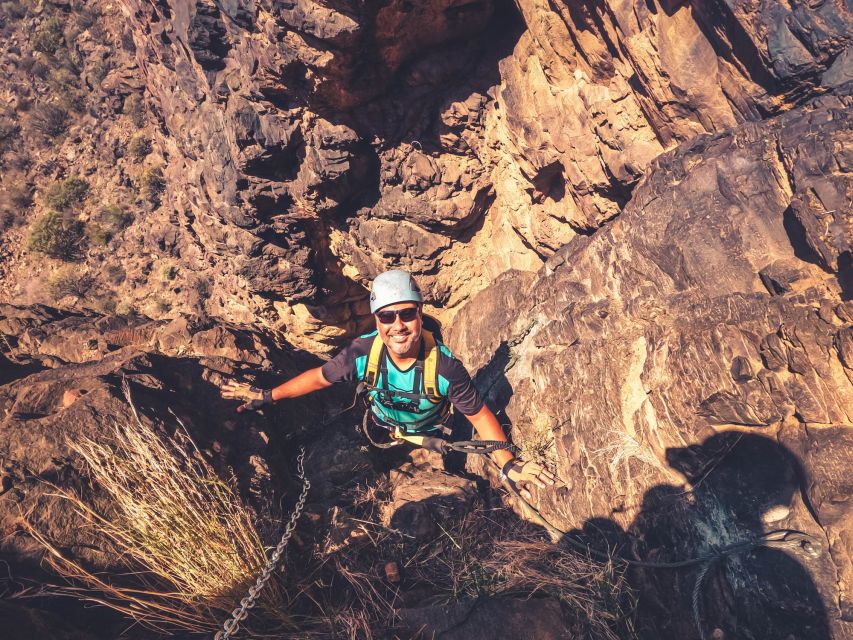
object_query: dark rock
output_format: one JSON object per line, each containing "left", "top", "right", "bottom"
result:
{"left": 398, "top": 597, "right": 571, "bottom": 639}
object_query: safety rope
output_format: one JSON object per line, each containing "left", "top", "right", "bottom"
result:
{"left": 213, "top": 447, "right": 310, "bottom": 640}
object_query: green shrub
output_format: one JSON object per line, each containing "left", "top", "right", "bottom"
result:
{"left": 27, "top": 210, "right": 86, "bottom": 260}
{"left": 0, "top": 2, "right": 29, "bottom": 21}
{"left": 87, "top": 223, "right": 110, "bottom": 245}
{"left": 49, "top": 66, "right": 78, "bottom": 92}
{"left": 0, "top": 118, "right": 19, "bottom": 154}
{"left": 46, "top": 265, "right": 94, "bottom": 300}
{"left": 91, "top": 60, "right": 111, "bottom": 83}
{"left": 32, "top": 16, "right": 65, "bottom": 55}
{"left": 97, "top": 204, "right": 132, "bottom": 231}
{"left": 138, "top": 165, "right": 164, "bottom": 204}
{"left": 95, "top": 296, "right": 117, "bottom": 314}
{"left": 42, "top": 177, "right": 88, "bottom": 211}
{"left": 123, "top": 93, "right": 145, "bottom": 127}
{"left": 30, "top": 102, "right": 69, "bottom": 138}
{"left": 127, "top": 135, "right": 150, "bottom": 160}
{"left": 160, "top": 263, "right": 176, "bottom": 281}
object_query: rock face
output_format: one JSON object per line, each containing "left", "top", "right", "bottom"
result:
{"left": 1, "top": 0, "right": 852, "bottom": 638}
{"left": 3, "top": 0, "right": 850, "bottom": 351}
{"left": 448, "top": 93, "right": 853, "bottom": 637}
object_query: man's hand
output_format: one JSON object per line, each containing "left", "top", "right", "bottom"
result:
{"left": 501, "top": 459, "right": 556, "bottom": 500}
{"left": 220, "top": 381, "right": 273, "bottom": 413}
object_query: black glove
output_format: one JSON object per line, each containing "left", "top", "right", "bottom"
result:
{"left": 237, "top": 387, "right": 273, "bottom": 413}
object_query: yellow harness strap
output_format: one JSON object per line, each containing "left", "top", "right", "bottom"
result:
{"left": 364, "top": 332, "right": 385, "bottom": 388}
{"left": 422, "top": 331, "right": 441, "bottom": 404}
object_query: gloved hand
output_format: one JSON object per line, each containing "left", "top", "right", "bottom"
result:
{"left": 220, "top": 380, "right": 274, "bottom": 413}
{"left": 500, "top": 458, "right": 556, "bottom": 500}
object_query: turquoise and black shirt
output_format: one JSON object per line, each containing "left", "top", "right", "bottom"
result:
{"left": 321, "top": 331, "right": 484, "bottom": 432}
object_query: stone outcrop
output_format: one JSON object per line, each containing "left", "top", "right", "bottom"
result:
{"left": 1, "top": 0, "right": 852, "bottom": 637}
{"left": 449, "top": 92, "right": 853, "bottom": 638}
{"left": 3, "top": 0, "right": 849, "bottom": 352}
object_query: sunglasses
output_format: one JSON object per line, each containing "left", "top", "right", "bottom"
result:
{"left": 375, "top": 307, "right": 420, "bottom": 324}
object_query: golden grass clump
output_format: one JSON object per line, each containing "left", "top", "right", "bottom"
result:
{"left": 30, "top": 380, "right": 288, "bottom": 634}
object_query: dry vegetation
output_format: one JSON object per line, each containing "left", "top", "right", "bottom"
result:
{"left": 28, "top": 381, "right": 293, "bottom": 635}
{"left": 291, "top": 484, "right": 635, "bottom": 639}
{"left": 28, "top": 383, "right": 635, "bottom": 639}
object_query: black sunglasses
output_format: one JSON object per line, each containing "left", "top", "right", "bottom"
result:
{"left": 375, "top": 307, "right": 419, "bottom": 324}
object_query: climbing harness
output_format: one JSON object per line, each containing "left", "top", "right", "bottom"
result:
{"left": 363, "top": 330, "right": 444, "bottom": 409}
{"left": 497, "top": 469, "right": 822, "bottom": 640}
{"left": 213, "top": 447, "right": 310, "bottom": 640}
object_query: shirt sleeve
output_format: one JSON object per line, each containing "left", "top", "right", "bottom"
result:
{"left": 441, "top": 355, "right": 485, "bottom": 416}
{"left": 320, "top": 340, "right": 363, "bottom": 384}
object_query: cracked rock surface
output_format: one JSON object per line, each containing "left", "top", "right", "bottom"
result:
{"left": 1, "top": 0, "right": 852, "bottom": 637}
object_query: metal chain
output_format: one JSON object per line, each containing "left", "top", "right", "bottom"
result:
{"left": 214, "top": 447, "right": 310, "bottom": 640}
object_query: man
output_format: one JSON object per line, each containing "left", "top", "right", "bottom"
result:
{"left": 221, "top": 269, "right": 554, "bottom": 498}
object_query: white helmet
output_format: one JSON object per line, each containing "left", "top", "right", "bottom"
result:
{"left": 369, "top": 269, "right": 422, "bottom": 313}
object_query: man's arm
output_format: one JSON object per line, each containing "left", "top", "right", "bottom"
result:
{"left": 466, "top": 405, "right": 514, "bottom": 467}
{"left": 220, "top": 367, "right": 332, "bottom": 411}
{"left": 270, "top": 366, "right": 332, "bottom": 400}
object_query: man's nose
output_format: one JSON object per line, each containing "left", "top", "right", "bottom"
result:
{"left": 391, "top": 314, "right": 405, "bottom": 330}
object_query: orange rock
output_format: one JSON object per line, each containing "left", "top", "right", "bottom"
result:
{"left": 61, "top": 389, "right": 83, "bottom": 408}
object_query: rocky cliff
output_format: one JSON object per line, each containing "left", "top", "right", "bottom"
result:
{"left": 1, "top": 0, "right": 852, "bottom": 638}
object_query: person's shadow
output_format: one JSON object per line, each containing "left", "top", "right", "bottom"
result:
{"left": 569, "top": 432, "right": 830, "bottom": 639}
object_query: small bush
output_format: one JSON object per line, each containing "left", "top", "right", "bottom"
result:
{"left": 86, "top": 223, "right": 110, "bottom": 245}
{"left": 0, "top": 118, "right": 19, "bottom": 154}
{"left": 153, "top": 298, "right": 171, "bottom": 314}
{"left": 49, "top": 66, "right": 78, "bottom": 92}
{"left": 123, "top": 93, "right": 145, "bottom": 127}
{"left": 91, "top": 60, "right": 111, "bottom": 84}
{"left": 42, "top": 177, "right": 88, "bottom": 211}
{"left": 46, "top": 265, "right": 95, "bottom": 300}
{"left": 27, "top": 210, "right": 86, "bottom": 260}
{"left": 138, "top": 165, "right": 164, "bottom": 204}
{"left": 115, "top": 299, "right": 134, "bottom": 316}
{"left": 0, "top": 1, "right": 28, "bottom": 21}
{"left": 97, "top": 204, "right": 132, "bottom": 231}
{"left": 32, "top": 16, "right": 65, "bottom": 55}
{"left": 105, "top": 264, "right": 125, "bottom": 285}
{"left": 95, "top": 296, "right": 117, "bottom": 314}
{"left": 127, "top": 135, "right": 151, "bottom": 160}
{"left": 2, "top": 180, "right": 33, "bottom": 211}
{"left": 29, "top": 102, "right": 69, "bottom": 138}
{"left": 0, "top": 175, "right": 32, "bottom": 229}
{"left": 160, "top": 263, "right": 177, "bottom": 281}
{"left": 28, "top": 382, "right": 285, "bottom": 632}
{"left": 74, "top": 6, "right": 98, "bottom": 30}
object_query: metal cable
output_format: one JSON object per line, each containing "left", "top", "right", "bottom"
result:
{"left": 692, "top": 558, "right": 719, "bottom": 640}
{"left": 214, "top": 447, "right": 310, "bottom": 640}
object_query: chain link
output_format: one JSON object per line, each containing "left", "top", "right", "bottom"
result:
{"left": 214, "top": 447, "right": 310, "bottom": 640}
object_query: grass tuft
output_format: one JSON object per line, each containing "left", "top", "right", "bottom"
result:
{"left": 28, "top": 380, "right": 292, "bottom": 634}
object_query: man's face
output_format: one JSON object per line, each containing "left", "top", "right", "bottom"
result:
{"left": 375, "top": 302, "right": 422, "bottom": 357}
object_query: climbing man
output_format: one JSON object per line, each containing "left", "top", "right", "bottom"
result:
{"left": 221, "top": 269, "right": 555, "bottom": 499}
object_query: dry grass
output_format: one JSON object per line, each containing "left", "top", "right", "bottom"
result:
{"left": 289, "top": 480, "right": 635, "bottom": 640}
{"left": 26, "top": 383, "right": 632, "bottom": 639}
{"left": 28, "top": 380, "right": 291, "bottom": 634}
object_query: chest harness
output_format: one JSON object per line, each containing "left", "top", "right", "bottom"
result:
{"left": 359, "top": 330, "right": 450, "bottom": 434}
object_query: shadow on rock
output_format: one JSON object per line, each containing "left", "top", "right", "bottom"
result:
{"left": 569, "top": 432, "right": 830, "bottom": 640}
